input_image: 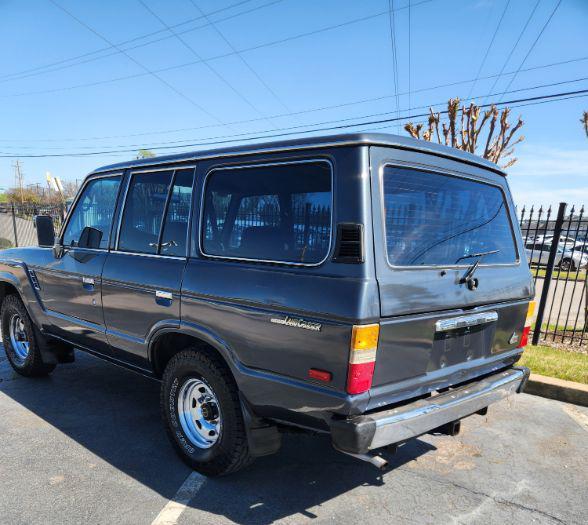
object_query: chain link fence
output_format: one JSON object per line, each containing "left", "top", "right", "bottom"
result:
{"left": 0, "top": 203, "right": 65, "bottom": 249}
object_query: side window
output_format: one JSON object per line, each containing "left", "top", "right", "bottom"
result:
{"left": 160, "top": 168, "right": 194, "bottom": 256}
{"left": 118, "top": 170, "right": 173, "bottom": 254}
{"left": 62, "top": 176, "right": 121, "bottom": 249}
{"left": 202, "top": 161, "right": 332, "bottom": 264}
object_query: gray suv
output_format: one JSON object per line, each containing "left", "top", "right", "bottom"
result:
{"left": 0, "top": 133, "right": 533, "bottom": 476}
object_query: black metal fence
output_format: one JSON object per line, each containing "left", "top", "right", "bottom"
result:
{"left": 0, "top": 199, "right": 585, "bottom": 347}
{"left": 519, "top": 202, "right": 587, "bottom": 346}
{"left": 0, "top": 203, "right": 65, "bottom": 249}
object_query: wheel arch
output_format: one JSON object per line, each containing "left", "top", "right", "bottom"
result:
{"left": 148, "top": 322, "right": 239, "bottom": 380}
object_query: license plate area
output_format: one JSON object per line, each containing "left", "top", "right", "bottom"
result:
{"left": 431, "top": 323, "right": 496, "bottom": 370}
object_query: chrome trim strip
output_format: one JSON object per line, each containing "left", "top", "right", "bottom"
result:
{"left": 109, "top": 250, "right": 185, "bottom": 261}
{"left": 198, "top": 158, "right": 334, "bottom": 267}
{"left": 435, "top": 311, "right": 498, "bottom": 332}
{"left": 368, "top": 368, "right": 527, "bottom": 450}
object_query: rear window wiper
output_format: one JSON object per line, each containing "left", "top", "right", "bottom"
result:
{"left": 455, "top": 249, "right": 500, "bottom": 289}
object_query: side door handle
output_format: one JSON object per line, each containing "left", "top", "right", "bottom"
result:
{"left": 82, "top": 276, "right": 95, "bottom": 291}
{"left": 155, "top": 290, "right": 173, "bottom": 306}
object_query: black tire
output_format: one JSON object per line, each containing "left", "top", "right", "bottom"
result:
{"left": 559, "top": 258, "right": 575, "bottom": 272}
{"left": 161, "top": 349, "right": 253, "bottom": 476}
{"left": 1, "top": 294, "right": 56, "bottom": 377}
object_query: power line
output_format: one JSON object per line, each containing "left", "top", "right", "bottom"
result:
{"left": 1, "top": 88, "right": 586, "bottom": 158}
{"left": 4, "top": 75, "right": 584, "bottom": 151}
{"left": 1, "top": 0, "right": 434, "bottom": 99}
{"left": 466, "top": 0, "right": 511, "bottom": 101}
{"left": 2, "top": 54, "right": 585, "bottom": 144}
{"left": 387, "top": 0, "right": 401, "bottom": 132}
{"left": 48, "top": 0, "right": 228, "bottom": 126}
{"left": 187, "top": 0, "right": 290, "bottom": 112}
{"left": 0, "top": 0, "right": 259, "bottom": 82}
{"left": 498, "top": 0, "right": 563, "bottom": 101}
{"left": 482, "top": 0, "right": 542, "bottom": 105}
{"left": 138, "top": 0, "right": 272, "bottom": 127}
{"left": 408, "top": 0, "right": 411, "bottom": 113}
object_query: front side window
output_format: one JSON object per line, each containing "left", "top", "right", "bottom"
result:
{"left": 118, "top": 171, "right": 173, "bottom": 254}
{"left": 202, "top": 161, "right": 332, "bottom": 264}
{"left": 62, "top": 176, "right": 121, "bottom": 249}
{"left": 382, "top": 167, "right": 517, "bottom": 266}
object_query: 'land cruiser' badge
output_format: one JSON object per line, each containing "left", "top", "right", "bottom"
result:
{"left": 509, "top": 332, "right": 519, "bottom": 345}
{"left": 270, "top": 316, "right": 322, "bottom": 332}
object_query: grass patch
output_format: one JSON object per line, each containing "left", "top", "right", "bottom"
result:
{"left": 532, "top": 267, "right": 586, "bottom": 281}
{"left": 519, "top": 345, "right": 588, "bottom": 384}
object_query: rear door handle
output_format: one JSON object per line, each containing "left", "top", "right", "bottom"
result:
{"left": 155, "top": 290, "right": 173, "bottom": 306}
{"left": 82, "top": 276, "right": 95, "bottom": 291}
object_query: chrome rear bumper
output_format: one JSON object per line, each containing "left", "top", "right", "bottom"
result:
{"left": 331, "top": 367, "right": 529, "bottom": 454}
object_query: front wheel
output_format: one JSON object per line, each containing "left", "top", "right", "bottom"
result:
{"left": 1, "top": 294, "right": 55, "bottom": 377}
{"left": 160, "top": 350, "right": 253, "bottom": 476}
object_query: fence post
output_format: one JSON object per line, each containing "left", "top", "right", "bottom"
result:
{"left": 532, "top": 201, "right": 567, "bottom": 345}
{"left": 11, "top": 203, "right": 19, "bottom": 247}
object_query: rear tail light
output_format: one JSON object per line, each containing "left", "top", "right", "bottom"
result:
{"left": 346, "top": 323, "right": 379, "bottom": 395}
{"left": 518, "top": 301, "right": 536, "bottom": 348}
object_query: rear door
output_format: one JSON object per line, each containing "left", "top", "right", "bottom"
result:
{"left": 101, "top": 166, "right": 195, "bottom": 367}
{"left": 369, "top": 147, "right": 533, "bottom": 390}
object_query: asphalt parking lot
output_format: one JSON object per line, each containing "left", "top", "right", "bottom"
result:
{"left": 1, "top": 350, "right": 587, "bottom": 525}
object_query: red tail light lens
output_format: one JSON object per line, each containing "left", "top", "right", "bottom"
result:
{"left": 518, "top": 325, "right": 531, "bottom": 348}
{"left": 517, "top": 301, "right": 535, "bottom": 348}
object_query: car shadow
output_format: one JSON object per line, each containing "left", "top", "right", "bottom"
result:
{"left": 0, "top": 351, "right": 436, "bottom": 524}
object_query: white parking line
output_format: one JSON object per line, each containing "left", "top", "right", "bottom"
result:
{"left": 151, "top": 471, "right": 206, "bottom": 525}
{"left": 563, "top": 404, "right": 588, "bottom": 432}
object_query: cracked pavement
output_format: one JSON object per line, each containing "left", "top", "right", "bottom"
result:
{"left": 0, "top": 351, "right": 586, "bottom": 524}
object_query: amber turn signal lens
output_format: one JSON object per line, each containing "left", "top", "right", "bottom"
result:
{"left": 350, "top": 324, "right": 380, "bottom": 351}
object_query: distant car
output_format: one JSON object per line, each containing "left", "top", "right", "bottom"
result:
{"left": 525, "top": 241, "right": 588, "bottom": 271}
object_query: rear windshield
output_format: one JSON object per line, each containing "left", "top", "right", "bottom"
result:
{"left": 382, "top": 167, "right": 517, "bottom": 266}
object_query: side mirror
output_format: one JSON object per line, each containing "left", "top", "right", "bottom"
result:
{"left": 34, "top": 215, "right": 55, "bottom": 247}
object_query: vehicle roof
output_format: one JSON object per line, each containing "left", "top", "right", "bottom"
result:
{"left": 91, "top": 132, "right": 506, "bottom": 176}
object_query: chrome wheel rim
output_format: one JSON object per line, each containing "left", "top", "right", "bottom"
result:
{"left": 178, "top": 378, "right": 222, "bottom": 449}
{"left": 9, "top": 313, "right": 30, "bottom": 364}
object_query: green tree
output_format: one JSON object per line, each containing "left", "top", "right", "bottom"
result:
{"left": 136, "top": 149, "right": 156, "bottom": 159}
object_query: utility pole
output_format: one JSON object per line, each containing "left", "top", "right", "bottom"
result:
{"left": 12, "top": 160, "right": 24, "bottom": 204}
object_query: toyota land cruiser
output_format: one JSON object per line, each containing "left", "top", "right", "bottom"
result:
{"left": 0, "top": 133, "right": 533, "bottom": 476}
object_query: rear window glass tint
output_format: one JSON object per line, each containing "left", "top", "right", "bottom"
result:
{"left": 118, "top": 170, "right": 173, "bottom": 254}
{"left": 382, "top": 167, "right": 517, "bottom": 266}
{"left": 202, "top": 161, "right": 332, "bottom": 264}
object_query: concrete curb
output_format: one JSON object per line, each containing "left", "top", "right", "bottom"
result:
{"left": 525, "top": 373, "right": 588, "bottom": 407}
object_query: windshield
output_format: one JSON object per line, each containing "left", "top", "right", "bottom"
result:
{"left": 382, "top": 167, "right": 518, "bottom": 266}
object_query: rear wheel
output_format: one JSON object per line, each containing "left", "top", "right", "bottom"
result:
{"left": 1, "top": 294, "right": 55, "bottom": 377}
{"left": 160, "top": 349, "right": 253, "bottom": 476}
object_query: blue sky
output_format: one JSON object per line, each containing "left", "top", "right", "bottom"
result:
{"left": 0, "top": 0, "right": 586, "bottom": 208}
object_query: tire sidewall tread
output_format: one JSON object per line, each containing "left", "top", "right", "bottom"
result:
{"left": 161, "top": 349, "right": 252, "bottom": 476}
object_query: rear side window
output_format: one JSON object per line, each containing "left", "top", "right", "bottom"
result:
{"left": 202, "top": 161, "right": 332, "bottom": 264}
{"left": 382, "top": 167, "right": 517, "bottom": 266}
{"left": 160, "top": 169, "right": 194, "bottom": 256}
{"left": 63, "top": 176, "right": 121, "bottom": 249}
{"left": 118, "top": 170, "right": 173, "bottom": 254}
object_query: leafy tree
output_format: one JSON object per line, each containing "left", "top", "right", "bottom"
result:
{"left": 404, "top": 98, "right": 524, "bottom": 169}
{"left": 581, "top": 111, "right": 588, "bottom": 137}
{"left": 137, "top": 149, "right": 156, "bottom": 159}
